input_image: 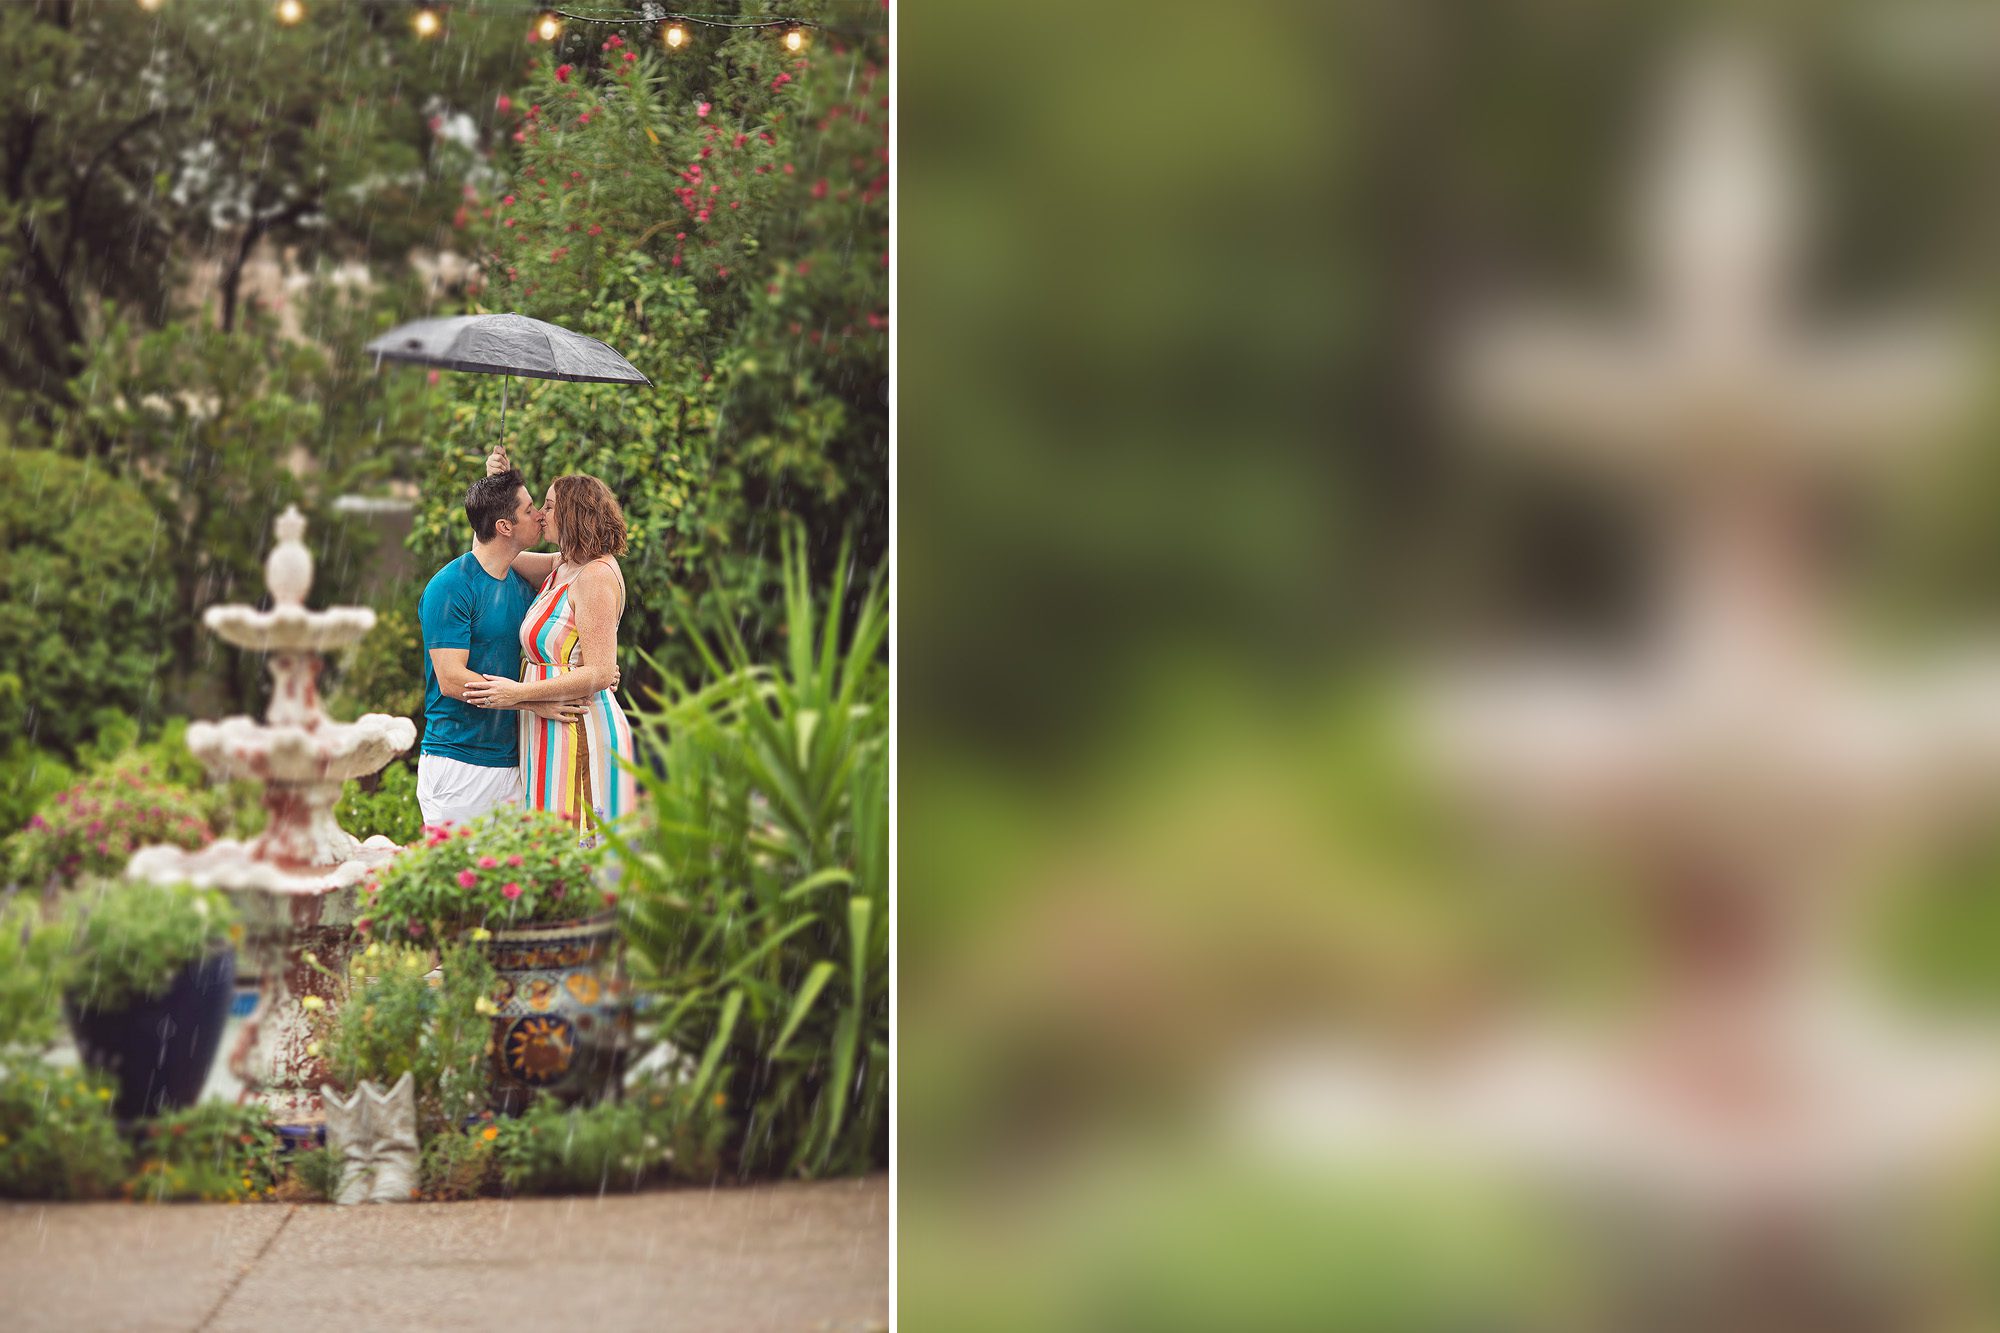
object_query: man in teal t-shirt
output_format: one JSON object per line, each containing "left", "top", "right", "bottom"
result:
{"left": 416, "top": 468, "right": 590, "bottom": 826}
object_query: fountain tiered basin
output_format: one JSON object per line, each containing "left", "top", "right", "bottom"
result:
{"left": 127, "top": 505, "right": 416, "bottom": 1128}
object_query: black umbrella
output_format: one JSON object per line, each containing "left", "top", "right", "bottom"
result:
{"left": 364, "top": 312, "right": 650, "bottom": 445}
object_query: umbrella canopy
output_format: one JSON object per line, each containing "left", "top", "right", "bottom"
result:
{"left": 363, "top": 312, "right": 649, "bottom": 385}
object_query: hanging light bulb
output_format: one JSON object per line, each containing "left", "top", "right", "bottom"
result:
{"left": 663, "top": 23, "right": 687, "bottom": 50}
{"left": 537, "top": 13, "right": 561, "bottom": 42}
{"left": 136, "top": 0, "right": 165, "bottom": 11}
{"left": 275, "top": 0, "right": 304, "bottom": 24}
{"left": 413, "top": 8, "right": 441, "bottom": 38}
{"left": 783, "top": 26, "right": 806, "bottom": 53}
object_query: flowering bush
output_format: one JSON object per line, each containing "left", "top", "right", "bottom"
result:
{"left": 4, "top": 760, "right": 214, "bottom": 891}
{"left": 358, "top": 809, "right": 608, "bottom": 941}
{"left": 126, "top": 1101, "right": 283, "bottom": 1203}
{"left": 0, "top": 1056, "right": 129, "bottom": 1199}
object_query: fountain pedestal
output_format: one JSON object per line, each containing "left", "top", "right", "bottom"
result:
{"left": 128, "top": 505, "right": 416, "bottom": 1128}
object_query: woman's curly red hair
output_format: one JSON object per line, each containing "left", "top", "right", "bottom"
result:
{"left": 548, "top": 473, "right": 628, "bottom": 565}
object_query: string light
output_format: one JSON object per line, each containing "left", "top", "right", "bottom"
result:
{"left": 783, "top": 26, "right": 805, "bottom": 52}
{"left": 663, "top": 22, "right": 687, "bottom": 50}
{"left": 413, "top": 8, "right": 441, "bottom": 37}
{"left": 136, "top": 0, "right": 165, "bottom": 11}
{"left": 275, "top": 0, "right": 304, "bottom": 23}
{"left": 537, "top": 12, "right": 561, "bottom": 41}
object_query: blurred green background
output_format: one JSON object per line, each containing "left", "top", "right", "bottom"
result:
{"left": 903, "top": 0, "right": 2000, "bottom": 1326}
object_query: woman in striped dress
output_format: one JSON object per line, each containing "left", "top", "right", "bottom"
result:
{"left": 463, "top": 468, "right": 638, "bottom": 839}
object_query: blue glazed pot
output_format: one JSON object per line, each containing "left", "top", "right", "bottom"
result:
{"left": 476, "top": 914, "right": 632, "bottom": 1112}
{"left": 65, "top": 949, "right": 236, "bottom": 1122}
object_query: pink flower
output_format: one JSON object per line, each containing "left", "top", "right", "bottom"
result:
{"left": 555, "top": 63, "right": 572, "bottom": 82}
{"left": 458, "top": 828, "right": 474, "bottom": 839}
{"left": 507, "top": 854, "right": 524, "bottom": 868}
{"left": 552, "top": 885, "right": 567, "bottom": 899}
{"left": 502, "top": 194, "right": 515, "bottom": 206}
{"left": 457, "top": 869, "right": 478, "bottom": 889}
{"left": 811, "top": 178, "right": 828, "bottom": 200}
{"left": 427, "top": 369, "right": 441, "bottom": 386}
{"left": 409, "top": 922, "right": 426, "bottom": 938}
{"left": 478, "top": 855, "right": 499, "bottom": 869}
{"left": 623, "top": 51, "right": 637, "bottom": 63}
{"left": 501, "top": 883, "right": 522, "bottom": 900}
{"left": 355, "top": 918, "right": 372, "bottom": 934}
{"left": 587, "top": 223, "right": 602, "bottom": 236}
{"left": 496, "top": 94, "right": 512, "bottom": 114}
{"left": 697, "top": 102, "right": 711, "bottom": 117}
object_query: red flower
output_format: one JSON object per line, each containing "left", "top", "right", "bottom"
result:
{"left": 555, "top": 63, "right": 573, "bottom": 83}
{"left": 502, "top": 194, "right": 516, "bottom": 206}
{"left": 478, "top": 855, "right": 499, "bottom": 869}
{"left": 602, "top": 890, "right": 619, "bottom": 906}
{"left": 496, "top": 94, "right": 512, "bottom": 114}
{"left": 671, "top": 253, "right": 682, "bottom": 266}
{"left": 811, "top": 178, "right": 828, "bottom": 200}
{"left": 623, "top": 51, "right": 637, "bottom": 63}
{"left": 355, "top": 918, "right": 372, "bottom": 934}
{"left": 457, "top": 869, "right": 478, "bottom": 889}
{"left": 409, "top": 922, "right": 425, "bottom": 938}
{"left": 587, "top": 223, "right": 602, "bottom": 236}
{"left": 501, "top": 882, "right": 522, "bottom": 900}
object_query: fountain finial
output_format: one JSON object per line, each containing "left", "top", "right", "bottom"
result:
{"left": 266, "top": 504, "right": 313, "bottom": 608}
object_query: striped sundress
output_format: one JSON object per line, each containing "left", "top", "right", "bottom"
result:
{"left": 517, "top": 557, "right": 638, "bottom": 839}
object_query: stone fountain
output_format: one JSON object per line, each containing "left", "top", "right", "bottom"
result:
{"left": 128, "top": 505, "right": 416, "bottom": 1128}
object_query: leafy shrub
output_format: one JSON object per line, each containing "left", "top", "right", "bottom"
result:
{"left": 613, "top": 528, "right": 888, "bottom": 1177}
{"left": 328, "top": 595, "right": 426, "bottom": 735}
{"left": 0, "top": 896, "right": 66, "bottom": 1052}
{"left": 59, "top": 880, "right": 237, "bottom": 1012}
{"left": 420, "top": 1122, "right": 498, "bottom": 1201}
{"left": 127, "top": 1101, "right": 283, "bottom": 1203}
{"left": 336, "top": 759, "right": 423, "bottom": 848}
{"left": 491, "top": 1095, "right": 671, "bottom": 1195}
{"left": 357, "top": 809, "right": 608, "bottom": 942}
{"left": 0, "top": 740, "right": 75, "bottom": 844}
{"left": 0, "top": 448, "right": 179, "bottom": 759}
{"left": 0, "top": 1056, "right": 129, "bottom": 1199}
{"left": 311, "top": 941, "right": 496, "bottom": 1134}
{"left": 276, "top": 1144, "right": 345, "bottom": 1204}
{"left": 5, "top": 760, "right": 215, "bottom": 891}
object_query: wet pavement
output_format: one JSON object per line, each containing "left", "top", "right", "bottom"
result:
{"left": 0, "top": 1174, "right": 888, "bottom": 1332}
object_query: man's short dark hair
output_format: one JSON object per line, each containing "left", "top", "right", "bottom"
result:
{"left": 466, "top": 469, "right": 526, "bottom": 542}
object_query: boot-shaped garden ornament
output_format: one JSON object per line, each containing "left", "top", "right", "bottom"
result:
{"left": 319, "top": 1083, "right": 374, "bottom": 1206}
{"left": 365, "top": 1071, "right": 419, "bottom": 1204}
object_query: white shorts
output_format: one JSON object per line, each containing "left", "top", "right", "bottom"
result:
{"left": 416, "top": 754, "right": 522, "bottom": 828}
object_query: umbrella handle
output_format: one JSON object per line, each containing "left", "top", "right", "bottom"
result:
{"left": 499, "top": 373, "right": 508, "bottom": 448}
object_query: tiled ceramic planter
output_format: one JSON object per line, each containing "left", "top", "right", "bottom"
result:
{"left": 477, "top": 912, "right": 632, "bottom": 1110}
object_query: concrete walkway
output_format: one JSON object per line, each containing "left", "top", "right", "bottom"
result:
{"left": 0, "top": 1174, "right": 887, "bottom": 1333}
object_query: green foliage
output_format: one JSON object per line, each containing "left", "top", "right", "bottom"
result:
{"left": 59, "top": 880, "right": 237, "bottom": 1013}
{"left": 360, "top": 809, "right": 609, "bottom": 941}
{"left": 613, "top": 527, "right": 887, "bottom": 1177}
{"left": 420, "top": 1123, "right": 499, "bottom": 1201}
{"left": 283, "top": 1144, "right": 346, "bottom": 1204}
{"left": 329, "top": 595, "right": 427, "bottom": 731}
{"left": 0, "top": 1056, "right": 129, "bottom": 1200}
{"left": 0, "top": 740, "right": 75, "bottom": 846}
{"left": 0, "top": 898, "right": 67, "bottom": 1053}
{"left": 0, "top": 450, "right": 177, "bottom": 758}
{"left": 5, "top": 762, "right": 215, "bottom": 893}
{"left": 415, "top": 16, "right": 888, "bottom": 689}
{"left": 336, "top": 760, "right": 424, "bottom": 849}
{"left": 491, "top": 1093, "right": 704, "bottom": 1195}
{"left": 313, "top": 942, "right": 496, "bottom": 1135}
{"left": 128, "top": 1101, "right": 284, "bottom": 1204}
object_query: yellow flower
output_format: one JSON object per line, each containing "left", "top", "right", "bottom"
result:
{"left": 474, "top": 996, "right": 499, "bottom": 1017}
{"left": 712, "top": 1093, "right": 726, "bottom": 1109}
{"left": 470, "top": 927, "right": 493, "bottom": 942}
{"left": 481, "top": 1125, "right": 499, "bottom": 1141}
{"left": 95, "top": 1087, "right": 111, "bottom": 1101}
{"left": 0, "top": 1133, "right": 9, "bottom": 1147}
{"left": 306, "top": 1041, "right": 321, "bottom": 1057}
{"left": 299, "top": 995, "right": 326, "bottom": 1012}
{"left": 366, "top": 942, "right": 382, "bottom": 959}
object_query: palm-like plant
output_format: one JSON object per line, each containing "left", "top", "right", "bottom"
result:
{"left": 609, "top": 525, "right": 887, "bottom": 1178}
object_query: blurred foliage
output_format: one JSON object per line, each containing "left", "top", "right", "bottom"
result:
{"left": 57, "top": 879, "right": 237, "bottom": 1014}
{"left": 127, "top": 1100, "right": 284, "bottom": 1204}
{"left": 490, "top": 1092, "right": 716, "bottom": 1195}
{"left": 613, "top": 528, "right": 887, "bottom": 1178}
{"left": 412, "top": 8, "right": 887, "bottom": 689}
{"left": 0, "top": 895, "right": 67, "bottom": 1052}
{"left": 0, "top": 450, "right": 177, "bottom": 757}
{"left": 0, "top": 1056, "right": 128, "bottom": 1200}
{"left": 311, "top": 940, "right": 497, "bottom": 1136}
{"left": 334, "top": 759, "right": 423, "bottom": 849}
{"left": 329, "top": 592, "right": 427, "bottom": 731}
